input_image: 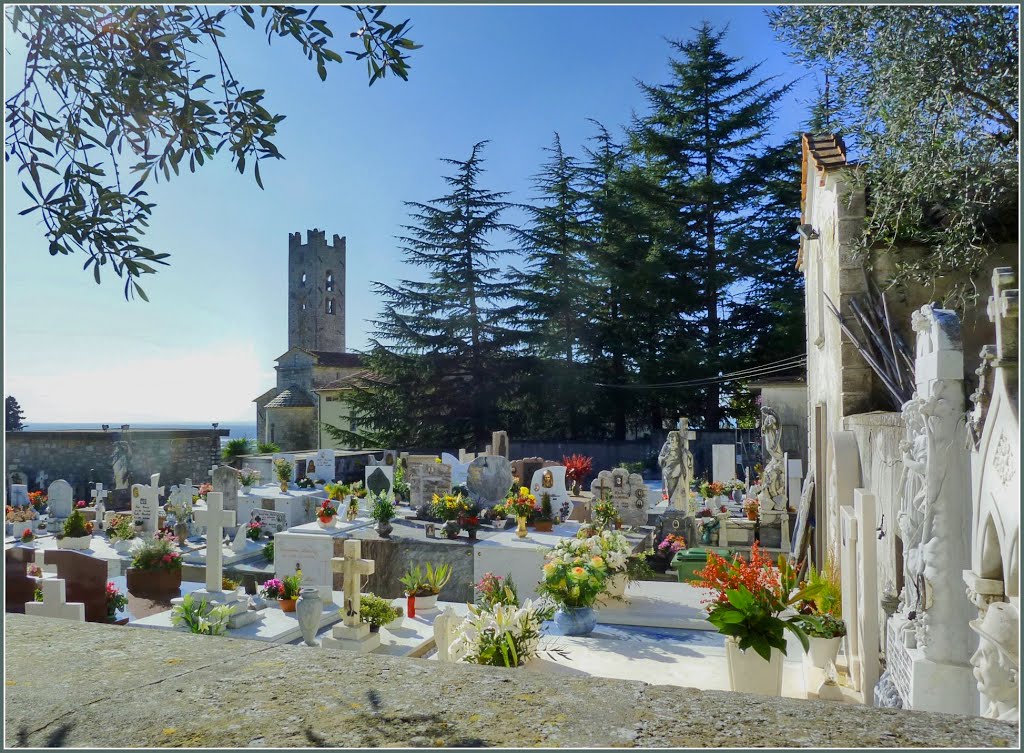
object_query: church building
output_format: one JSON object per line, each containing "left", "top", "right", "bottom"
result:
{"left": 253, "top": 229, "right": 365, "bottom": 451}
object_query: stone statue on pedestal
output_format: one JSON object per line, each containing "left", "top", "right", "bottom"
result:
{"left": 658, "top": 432, "right": 684, "bottom": 509}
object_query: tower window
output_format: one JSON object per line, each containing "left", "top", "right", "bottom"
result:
{"left": 326, "top": 272, "right": 334, "bottom": 292}
{"left": 301, "top": 272, "right": 307, "bottom": 287}
{"left": 326, "top": 299, "right": 335, "bottom": 315}
{"left": 301, "top": 303, "right": 306, "bottom": 311}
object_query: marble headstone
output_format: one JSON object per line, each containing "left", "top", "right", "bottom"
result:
{"left": 212, "top": 465, "right": 240, "bottom": 513}
{"left": 491, "top": 431, "right": 510, "bottom": 460}
{"left": 365, "top": 465, "right": 393, "bottom": 497}
{"left": 250, "top": 508, "right": 288, "bottom": 536}
{"left": 313, "top": 449, "right": 336, "bottom": 482}
{"left": 440, "top": 453, "right": 471, "bottom": 486}
{"left": 466, "top": 456, "right": 514, "bottom": 506}
{"left": 711, "top": 444, "right": 735, "bottom": 484}
{"left": 406, "top": 461, "right": 452, "bottom": 509}
{"left": 9, "top": 484, "right": 29, "bottom": 507}
{"left": 589, "top": 468, "right": 648, "bottom": 527}
{"left": 530, "top": 466, "right": 570, "bottom": 520}
{"left": 46, "top": 479, "right": 74, "bottom": 531}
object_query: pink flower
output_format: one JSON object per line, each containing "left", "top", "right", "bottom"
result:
{"left": 162, "top": 554, "right": 172, "bottom": 563}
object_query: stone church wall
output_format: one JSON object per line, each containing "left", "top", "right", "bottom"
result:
{"left": 5, "top": 429, "right": 225, "bottom": 498}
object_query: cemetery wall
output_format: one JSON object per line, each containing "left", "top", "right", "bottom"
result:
{"left": 5, "top": 614, "right": 1018, "bottom": 749}
{"left": 4, "top": 429, "right": 226, "bottom": 493}
{"left": 843, "top": 410, "right": 905, "bottom": 646}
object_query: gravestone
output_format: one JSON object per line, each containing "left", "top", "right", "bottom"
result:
{"left": 589, "top": 468, "right": 648, "bottom": 527}
{"left": 434, "top": 606, "right": 460, "bottom": 663}
{"left": 367, "top": 451, "right": 398, "bottom": 467}
{"left": 313, "top": 449, "right": 336, "bottom": 482}
{"left": 249, "top": 508, "right": 288, "bottom": 536}
{"left": 466, "top": 456, "right": 514, "bottom": 506}
{"left": 46, "top": 479, "right": 74, "bottom": 532}
{"left": 35, "top": 470, "right": 49, "bottom": 491}
{"left": 529, "top": 466, "right": 570, "bottom": 520}
{"left": 512, "top": 457, "right": 545, "bottom": 489}
{"left": 44, "top": 549, "right": 108, "bottom": 623}
{"left": 657, "top": 510, "right": 696, "bottom": 553}
{"left": 10, "top": 484, "right": 29, "bottom": 507}
{"left": 5, "top": 547, "right": 36, "bottom": 614}
{"left": 406, "top": 461, "right": 452, "bottom": 509}
{"left": 91, "top": 483, "right": 109, "bottom": 530}
{"left": 491, "top": 431, "right": 510, "bottom": 460}
{"left": 212, "top": 465, "right": 239, "bottom": 513}
{"left": 322, "top": 539, "right": 379, "bottom": 652}
{"left": 711, "top": 444, "right": 735, "bottom": 484}
{"left": 131, "top": 474, "right": 164, "bottom": 535}
{"left": 25, "top": 578, "right": 85, "bottom": 622}
{"left": 365, "top": 466, "right": 393, "bottom": 498}
{"left": 440, "top": 453, "right": 471, "bottom": 486}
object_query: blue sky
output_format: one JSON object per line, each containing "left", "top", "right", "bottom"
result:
{"left": 4, "top": 5, "right": 819, "bottom": 423}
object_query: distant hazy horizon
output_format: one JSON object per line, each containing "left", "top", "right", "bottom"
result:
{"left": 22, "top": 421, "right": 258, "bottom": 441}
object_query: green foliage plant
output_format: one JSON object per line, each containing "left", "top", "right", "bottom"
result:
{"left": 359, "top": 593, "right": 400, "bottom": 628}
{"left": 262, "top": 541, "right": 274, "bottom": 563}
{"left": 221, "top": 438, "right": 253, "bottom": 467}
{"left": 369, "top": 492, "right": 395, "bottom": 523}
{"left": 257, "top": 442, "right": 281, "bottom": 454}
{"left": 399, "top": 562, "right": 452, "bottom": 597}
{"left": 170, "top": 593, "right": 233, "bottom": 636}
{"left": 280, "top": 570, "right": 303, "bottom": 600}
{"left": 61, "top": 508, "right": 90, "bottom": 538}
{"left": 273, "top": 458, "right": 293, "bottom": 483}
{"left": 130, "top": 537, "right": 183, "bottom": 571}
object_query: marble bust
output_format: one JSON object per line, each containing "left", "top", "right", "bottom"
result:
{"left": 969, "top": 602, "right": 1019, "bottom": 722}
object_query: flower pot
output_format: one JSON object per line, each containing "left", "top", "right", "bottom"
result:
{"left": 376, "top": 520, "right": 393, "bottom": 538}
{"left": 317, "top": 516, "right": 337, "bottom": 529}
{"left": 724, "top": 637, "right": 784, "bottom": 696}
{"left": 296, "top": 587, "right": 323, "bottom": 646}
{"left": 805, "top": 635, "right": 843, "bottom": 669}
{"left": 554, "top": 606, "right": 597, "bottom": 636}
{"left": 746, "top": 512, "right": 758, "bottom": 521}
{"left": 414, "top": 594, "right": 438, "bottom": 612}
{"left": 369, "top": 624, "right": 381, "bottom": 633}
{"left": 241, "top": 486, "right": 251, "bottom": 495}
{"left": 613, "top": 521, "right": 622, "bottom": 530}
{"left": 279, "top": 598, "right": 297, "bottom": 613}
{"left": 126, "top": 567, "right": 182, "bottom": 595}
{"left": 516, "top": 516, "right": 528, "bottom": 539}
{"left": 112, "top": 538, "right": 135, "bottom": 553}
{"left": 533, "top": 521, "right": 553, "bottom": 533}
{"left": 443, "top": 521, "right": 461, "bottom": 540}
{"left": 56, "top": 535, "right": 92, "bottom": 550}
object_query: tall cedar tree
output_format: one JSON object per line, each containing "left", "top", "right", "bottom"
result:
{"left": 509, "top": 133, "right": 594, "bottom": 440}
{"left": 325, "top": 142, "right": 519, "bottom": 449}
{"left": 5, "top": 396, "right": 26, "bottom": 431}
{"left": 631, "top": 24, "right": 803, "bottom": 429}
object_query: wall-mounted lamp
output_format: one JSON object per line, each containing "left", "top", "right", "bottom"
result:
{"left": 797, "top": 224, "right": 820, "bottom": 241}
{"left": 101, "top": 424, "right": 109, "bottom": 431}
{"left": 212, "top": 422, "right": 219, "bottom": 429}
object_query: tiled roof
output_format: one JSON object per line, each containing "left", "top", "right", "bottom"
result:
{"left": 311, "top": 351, "right": 364, "bottom": 368}
{"left": 315, "top": 370, "right": 375, "bottom": 392}
{"left": 802, "top": 133, "right": 848, "bottom": 171}
{"left": 265, "top": 387, "right": 315, "bottom": 408}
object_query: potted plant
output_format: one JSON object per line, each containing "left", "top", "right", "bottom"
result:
{"left": 107, "top": 514, "right": 137, "bottom": 553}
{"left": 170, "top": 593, "right": 234, "bottom": 635}
{"left": 699, "top": 480, "right": 726, "bottom": 504}
{"left": 592, "top": 497, "right": 621, "bottom": 531}
{"left": 324, "top": 482, "right": 349, "bottom": 502}
{"left": 28, "top": 491, "right": 47, "bottom": 514}
{"left": 537, "top": 535, "right": 609, "bottom": 636}
{"left": 691, "top": 542, "right": 822, "bottom": 696}
{"left": 533, "top": 493, "right": 555, "bottom": 533}
{"left": 506, "top": 487, "right": 536, "bottom": 539}
{"left": 19, "top": 527, "right": 35, "bottom": 545}
{"left": 474, "top": 572, "right": 520, "bottom": 610}
{"left": 126, "top": 538, "right": 183, "bottom": 594}
{"left": 797, "top": 561, "right": 847, "bottom": 669}
{"left": 315, "top": 499, "right": 338, "bottom": 528}
{"left": 359, "top": 593, "right": 401, "bottom": 632}
{"left": 56, "top": 508, "right": 93, "bottom": 550}
{"left": 221, "top": 437, "right": 254, "bottom": 469}
{"left": 105, "top": 581, "right": 129, "bottom": 623}
{"left": 743, "top": 498, "right": 760, "bottom": 521}
{"left": 399, "top": 562, "right": 452, "bottom": 611}
{"left": 274, "top": 458, "right": 293, "bottom": 492}
{"left": 654, "top": 534, "right": 687, "bottom": 571}
{"left": 238, "top": 467, "right": 261, "bottom": 494}
{"left": 369, "top": 492, "right": 395, "bottom": 538}
{"left": 432, "top": 492, "right": 468, "bottom": 539}
{"left": 246, "top": 521, "right": 263, "bottom": 541}
{"left": 296, "top": 477, "right": 316, "bottom": 490}
{"left": 562, "top": 454, "right": 593, "bottom": 496}
{"left": 392, "top": 461, "right": 410, "bottom": 503}
{"left": 346, "top": 495, "right": 360, "bottom": 522}
{"left": 449, "top": 598, "right": 555, "bottom": 667}
{"left": 266, "top": 570, "right": 302, "bottom": 612}
{"left": 458, "top": 500, "right": 481, "bottom": 540}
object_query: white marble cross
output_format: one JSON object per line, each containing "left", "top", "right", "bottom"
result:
{"left": 35, "top": 470, "right": 49, "bottom": 489}
{"left": 25, "top": 578, "right": 85, "bottom": 622}
{"left": 208, "top": 464, "right": 219, "bottom": 480}
{"left": 331, "top": 539, "right": 375, "bottom": 628}
{"left": 169, "top": 478, "right": 197, "bottom": 510}
{"left": 194, "top": 491, "right": 235, "bottom": 593}
{"left": 91, "top": 482, "right": 108, "bottom": 505}
{"left": 131, "top": 473, "right": 165, "bottom": 534}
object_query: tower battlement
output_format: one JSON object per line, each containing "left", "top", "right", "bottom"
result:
{"left": 287, "top": 228, "right": 346, "bottom": 354}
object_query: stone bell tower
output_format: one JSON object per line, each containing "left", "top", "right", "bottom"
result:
{"left": 287, "top": 229, "right": 346, "bottom": 353}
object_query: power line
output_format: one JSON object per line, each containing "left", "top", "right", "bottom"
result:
{"left": 594, "top": 355, "right": 806, "bottom": 390}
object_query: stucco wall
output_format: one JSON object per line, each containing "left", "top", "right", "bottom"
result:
{"left": 265, "top": 407, "right": 316, "bottom": 452}
{"left": 4, "top": 429, "right": 225, "bottom": 499}
{"left": 318, "top": 391, "right": 356, "bottom": 449}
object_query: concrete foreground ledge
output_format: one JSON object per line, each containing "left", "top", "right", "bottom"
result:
{"left": 4, "top": 615, "right": 1018, "bottom": 748}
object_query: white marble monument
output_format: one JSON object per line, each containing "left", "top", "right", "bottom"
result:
{"left": 322, "top": 539, "right": 379, "bottom": 652}
{"left": 711, "top": 444, "right": 734, "bottom": 485}
{"left": 25, "top": 578, "right": 85, "bottom": 622}
{"left": 529, "top": 466, "right": 570, "bottom": 520}
{"left": 130, "top": 474, "right": 164, "bottom": 535}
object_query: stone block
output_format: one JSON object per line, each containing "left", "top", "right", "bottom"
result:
{"left": 836, "top": 217, "right": 866, "bottom": 247}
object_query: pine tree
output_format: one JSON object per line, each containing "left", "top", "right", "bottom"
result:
{"left": 328, "top": 142, "right": 519, "bottom": 449}
{"left": 5, "top": 396, "right": 26, "bottom": 431}
{"left": 509, "top": 133, "right": 594, "bottom": 439}
{"left": 631, "top": 24, "right": 804, "bottom": 429}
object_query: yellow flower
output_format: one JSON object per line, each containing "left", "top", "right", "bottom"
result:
{"left": 519, "top": 487, "right": 529, "bottom": 496}
{"left": 543, "top": 562, "right": 555, "bottom": 573}
{"left": 571, "top": 566, "right": 586, "bottom": 578}
{"left": 591, "top": 556, "right": 604, "bottom": 568}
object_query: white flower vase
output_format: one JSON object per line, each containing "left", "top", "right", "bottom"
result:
{"left": 805, "top": 636, "right": 843, "bottom": 669}
{"left": 113, "top": 538, "right": 134, "bottom": 553}
{"left": 241, "top": 486, "right": 251, "bottom": 495}
{"left": 414, "top": 594, "right": 438, "bottom": 612}
{"left": 604, "top": 572, "right": 628, "bottom": 599}
{"left": 725, "top": 637, "right": 784, "bottom": 696}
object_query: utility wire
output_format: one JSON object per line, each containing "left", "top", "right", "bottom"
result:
{"left": 595, "top": 355, "right": 807, "bottom": 390}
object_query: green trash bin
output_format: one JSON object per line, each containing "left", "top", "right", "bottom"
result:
{"left": 670, "top": 547, "right": 732, "bottom": 584}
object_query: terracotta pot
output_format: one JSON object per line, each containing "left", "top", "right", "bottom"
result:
{"left": 126, "top": 567, "right": 182, "bottom": 595}
{"left": 614, "top": 521, "right": 622, "bottom": 530}
{"left": 747, "top": 512, "right": 758, "bottom": 521}
{"left": 279, "top": 598, "right": 297, "bottom": 613}
{"left": 533, "top": 521, "right": 554, "bottom": 533}
{"left": 317, "top": 516, "right": 337, "bottom": 529}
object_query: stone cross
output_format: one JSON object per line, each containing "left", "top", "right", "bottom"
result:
{"left": 331, "top": 539, "right": 375, "bottom": 628}
{"left": 170, "top": 478, "right": 197, "bottom": 509}
{"left": 91, "top": 482, "right": 108, "bottom": 506}
{"left": 24, "top": 578, "right": 85, "bottom": 622}
{"left": 92, "top": 482, "right": 108, "bottom": 530}
{"left": 35, "top": 470, "right": 49, "bottom": 490}
{"left": 194, "top": 491, "right": 235, "bottom": 593}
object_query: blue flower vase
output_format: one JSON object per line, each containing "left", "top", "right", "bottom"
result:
{"left": 554, "top": 606, "right": 596, "bottom": 636}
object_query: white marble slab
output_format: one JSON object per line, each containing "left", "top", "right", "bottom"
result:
{"left": 595, "top": 580, "right": 712, "bottom": 631}
{"left": 27, "top": 536, "right": 131, "bottom": 577}
{"left": 238, "top": 485, "right": 328, "bottom": 528}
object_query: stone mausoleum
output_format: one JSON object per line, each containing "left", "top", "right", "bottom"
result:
{"left": 253, "top": 229, "right": 365, "bottom": 451}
